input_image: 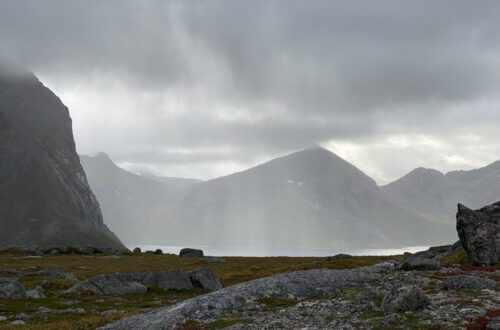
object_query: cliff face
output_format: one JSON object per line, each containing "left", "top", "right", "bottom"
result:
{"left": 0, "top": 64, "right": 125, "bottom": 250}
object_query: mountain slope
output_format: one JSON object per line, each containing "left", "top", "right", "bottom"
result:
{"left": 0, "top": 63, "right": 125, "bottom": 250}
{"left": 80, "top": 153, "right": 201, "bottom": 244}
{"left": 382, "top": 160, "right": 500, "bottom": 223}
{"left": 160, "top": 147, "right": 454, "bottom": 248}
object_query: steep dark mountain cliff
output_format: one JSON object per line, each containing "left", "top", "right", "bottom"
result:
{"left": 0, "top": 63, "right": 125, "bottom": 250}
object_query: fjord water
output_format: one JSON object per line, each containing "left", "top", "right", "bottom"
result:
{"left": 128, "top": 245, "right": 429, "bottom": 257}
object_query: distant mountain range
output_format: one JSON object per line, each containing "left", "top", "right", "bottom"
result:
{"left": 80, "top": 153, "right": 202, "bottom": 243}
{"left": 80, "top": 147, "right": 500, "bottom": 248}
{"left": 381, "top": 161, "right": 500, "bottom": 224}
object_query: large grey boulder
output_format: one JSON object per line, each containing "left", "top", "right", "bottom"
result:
{"left": 0, "top": 63, "right": 125, "bottom": 251}
{"left": 0, "top": 278, "right": 28, "bottom": 299}
{"left": 457, "top": 202, "right": 500, "bottom": 266}
{"left": 443, "top": 275, "right": 496, "bottom": 291}
{"left": 65, "top": 273, "right": 147, "bottom": 296}
{"left": 381, "top": 286, "right": 430, "bottom": 316}
{"left": 179, "top": 248, "right": 204, "bottom": 257}
{"left": 65, "top": 269, "right": 196, "bottom": 295}
{"left": 141, "top": 270, "right": 193, "bottom": 291}
{"left": 189, "top": 267, "right": 223, "bottom": 291}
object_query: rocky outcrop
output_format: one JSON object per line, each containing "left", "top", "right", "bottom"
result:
{"left": 0, "top": 63, "right": 125, "bottom": 251}
{"left": 26, "top": 285, "right": 45, "bottom": 299}
{"left": 141, "top": 270, "right": 193, "bottom": 291}
{"left": 189, "top": 268, "right": 223, "bottom": 291}
{"left": 457, "top": 202, "right": 500, "bottom": 266}
{"left": 65, "top": 273, "right": 148, "bottom": 296}
{"left": 381, "top": 286, "right": 430, "bottom": 316}
{"left": 401, "top": 258, "right": 441, "bottom": 271}
{"left": 99, "top": 263, "right": 387, "bottom": 329}
{"left": 443, "top": 275, "right": 496, "bottom": 291}
{"left": 0, "top": 278, "right": 28, "bottom": 299}
{"left": 65, "top": 267, "right": 221, "bottom": 296}
{"left": 179, "top": 248, "right": 203, "bottom": 257}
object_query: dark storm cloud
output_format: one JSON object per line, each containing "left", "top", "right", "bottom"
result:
{"left": 1, "top": 0, "right": 500, "bottom": 180}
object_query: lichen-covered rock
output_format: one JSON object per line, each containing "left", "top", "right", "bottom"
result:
{"left": 457, "top": 202, "right": 500, "bottom": 266}
{"left": 189, "top": 267, "right": 223, "bottom": 291}
{"left": 443, "top": 275, "right": 496, "bottom": 291}
{"left": 401, "top": 257, "right": 441, "bottom": 271}
{"left": 0, "top": 278, "right": 28, "bottom": 299}
{"left": 179, "top": 248, "right": 204, "bottom": 257}
{"left": 141, "top": 270, "right": 193, "bottom": 291}
{"left": 64, "top": 273, "right": 147, "bottom": 296}
{"left": 381, "top": 285, "right": 430, "bottom": 316}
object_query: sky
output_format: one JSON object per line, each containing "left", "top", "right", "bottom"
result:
{"left": 1, "top": 0, "right": 500, "bottom": 184}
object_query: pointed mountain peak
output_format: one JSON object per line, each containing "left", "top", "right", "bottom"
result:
{"left": 409, "top": 167, "right": 444, "bottom": 177}
{"left": 94, "top": 152, "right": 113, "bottom": 162}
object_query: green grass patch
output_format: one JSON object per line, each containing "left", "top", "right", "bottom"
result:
{"left": 257, "top": 297, "right": 299, "bottom": 310}
{"left": 359, "top": 310, "right": 383, "bottom": 320}
{"left": 438, "top": 250, "right": 469, "bottom": 266}
{"left": 206, "top": 318, "right": 253, "bottom": 329}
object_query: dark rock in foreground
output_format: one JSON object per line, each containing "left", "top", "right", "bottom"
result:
{"left": 189, "top": 268, "right": 223, "bottom": 291}
{"left": 381, "top": 285, "right": 430, "bottom": 316}
{"left": 443, "top": 275, "right": 496, "bottom": 291}
{"left": 457, "top": 202, "right": 500, "bottom": 266}
{"left": 99, "top": 263, "right": 389, "bottom": 329}
{"left": 179, "top": 248, "right": 204, "bottom": 257}
{"left": 0, "top": 63, "right": 125, "bottom": 251}
{"left": 0, "top": 278, "right": 28, "bottom": 299}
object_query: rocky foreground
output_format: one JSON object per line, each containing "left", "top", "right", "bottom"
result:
{"left": 97, "top": 255, "right": 500, "bottom": 330}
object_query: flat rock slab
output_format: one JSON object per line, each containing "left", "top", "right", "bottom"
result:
{"left": 443, "top": 275, "right": 497, "bottom": 291}
{"left": 99, "top": 263, "right": 389, "bottom": 330}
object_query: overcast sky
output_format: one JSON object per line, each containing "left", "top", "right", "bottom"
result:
{"left": 1, "top": 0, "right": 500, "bottom": 184}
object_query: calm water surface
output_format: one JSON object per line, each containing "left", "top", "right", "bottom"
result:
{"left": 127, "top": 244, "right": 429, "bottom": 257}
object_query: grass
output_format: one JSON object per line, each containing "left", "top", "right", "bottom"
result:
{"left": 257, "top": 297, "right": 300, "bottom": 310}
{"left": 206, "top": 318, "right": 253, "bottom": 329}
{"left": 0, "top": 250, "right": 398, "bottom": 329}
{"left": 438, "top": 250, "right": 469, "bottom": 266}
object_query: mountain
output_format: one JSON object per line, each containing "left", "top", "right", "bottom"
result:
{"left": 382, "top": 160, "right": 500, "bottom": 224}
{"left": 80, "top": 153, "right": 201, "bottom": 244}
{"left": 158, "top": 147, "right": 454, "bottom": 248}
{"left": 0, "top": 63, "right": 125, "bottom": 250}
